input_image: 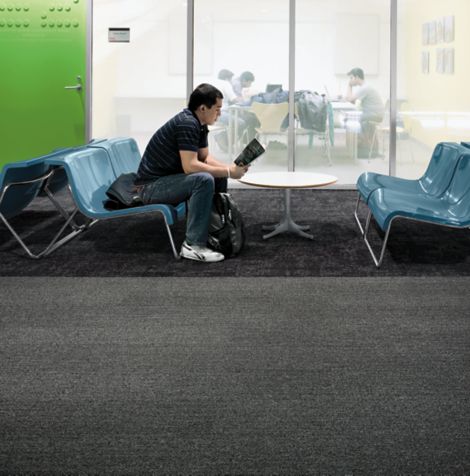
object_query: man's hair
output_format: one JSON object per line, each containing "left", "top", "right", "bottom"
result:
{"left": 240, "top": 71, "right": 255, "bottom": 83}
{"left": 218, "top": 69, "right": 234, "bottom": 81}
{"left": 188, "top": 83, "right": 223, "bottom": 111}
{"left": 347, "top": 67, "right": 364, "bottom": 80}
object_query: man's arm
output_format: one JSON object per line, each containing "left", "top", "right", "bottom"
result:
{"left": 198, "top": 147, "right": 225, "bottom": 167}
{"left": 344, "top": 82, "right": 357, "bottom": 103}
{"left": 180, "top": 149, "right": 247, "bottom": 179}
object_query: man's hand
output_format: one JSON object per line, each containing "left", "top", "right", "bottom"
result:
{"left": 229, "top": 164, "right": 249, "bottom": 180}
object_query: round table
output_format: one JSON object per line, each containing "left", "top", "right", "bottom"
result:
{"left": 239, "top": 171, "right": 337, "bottom": 239}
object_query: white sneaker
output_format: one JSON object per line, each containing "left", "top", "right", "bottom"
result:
{"left": 180, "top": 241, "right": 225, "bottom": 263}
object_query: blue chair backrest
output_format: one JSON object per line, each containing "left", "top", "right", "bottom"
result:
{"left": 0, "top": 160, "right": 49, "bottom": 220}
{"left": 88, "top": 137, "right": 141, "bottom": 176}
{"left": 39, "top": 143, "right": 97, "bottom": 195}
{"left": 447, "top": 154, "right": 470, "bottom": 224}
{"left": 419, "top": 142, "right": 464, "bottom": 196}
{"left": 59, "top": 148, "right": 115, "bottom": 215}
{"left": 0, "top": 149, "right": 73, "bottom": 220}
{"left": 444, "top": 152, "right": 470, "bottom": 206}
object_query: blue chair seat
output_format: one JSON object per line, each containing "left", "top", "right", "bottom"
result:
{"left": 361, "top": 149, "right": 470, "bottom": 267}
{"left": 355, "top": 142, "right": 466, "bottom": 234}
{"left": 73, "top": 189, "right": 185, "bottom": 225}
{"left": 368, "top": 187, "right": 470, "bottom": 231}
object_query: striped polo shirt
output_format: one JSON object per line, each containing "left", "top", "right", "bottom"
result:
{"left": 136, "top": 108, "right": 209, "bottom": 183}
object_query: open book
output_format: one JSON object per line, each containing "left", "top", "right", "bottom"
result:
{"left": 234, "top": 138, "right": 266, "bottom": 166}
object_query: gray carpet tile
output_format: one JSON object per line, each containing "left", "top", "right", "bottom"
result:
{"left": 1, "top": 277, "right": 469, "bottom": 474}
{"left": 1, "top": 189, "right": 470, "bottom": 276}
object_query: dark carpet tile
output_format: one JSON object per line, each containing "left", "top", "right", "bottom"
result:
{"left": 0, "top": 277, "right": 469, "bottom": 474}
{"left": 1, "top": 189, "right": 470, "bottom": 276}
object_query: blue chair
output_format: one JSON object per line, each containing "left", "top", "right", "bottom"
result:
{"left": 87, "top": 136, "right": 187, "bottom": 220}
{"left": 354, "top": 142, "right": 465, "bottom": 234}
{"left": 40, "top": 139, "right": 107, "bottom": 197}
{"left": 44, "top": 147, "right": 185, "bottom": 258}
{"left": 362, "top": 150, "right": 470, "bottom": 267}
{"left": 0, "top": 150, "right": 85, "bottom": 258}
{"left": 87, "top": 137, "right": 141, "bottom": 176}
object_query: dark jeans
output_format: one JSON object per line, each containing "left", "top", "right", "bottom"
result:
{"left": 139, "top": 173, "right": 227, "bottom": 246}
{"left": 359, "top": 112, "right": 384, "bottom": 155}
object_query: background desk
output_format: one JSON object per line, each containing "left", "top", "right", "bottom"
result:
{"left": 330, "top": 101, "right": 361, "bottom": 159}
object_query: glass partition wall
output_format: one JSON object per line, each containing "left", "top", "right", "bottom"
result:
{"left": 295, "top": 0, "right": 390, "bottom": 184}
{"left": 193, "top": 0, "right": 290, "bottom": 172}
{"left": 92, "top": 0, "right": 469, "bottom": 186}
{"left": 92, "top": 1, "right": 187, "bottom": 154}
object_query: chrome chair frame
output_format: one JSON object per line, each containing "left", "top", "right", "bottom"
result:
{"left": 362, "top": 211, "right": 467, "bottom": 268}
{"left": 0, "top": 169, "right": 85, "bottom": 259}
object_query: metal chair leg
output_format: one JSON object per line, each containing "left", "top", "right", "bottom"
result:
{"left": 0, "top": 170, "right": 84, "bottom": 259}
{"left": 325, "top": 139, "right": 332, "bottom": 166}
{"left": 40, "top": 208, "right": 86, "bottom": 257}
{"left": 354, "top": 194, "right": 365, "bottom": 236}
{"left": 43, "top": 183, "right": 85, "bottom": 231}
{"left": 368, "top": 127, "right": 379, "bottom": 160}
{"left": 0, "top": 212, "right": 43, "bottom": 259}
{"left": 161, "top": 213, "right": 180, "bottom": 259}
{"left": 362, "top": 210, "right": 392, "bottom": 268}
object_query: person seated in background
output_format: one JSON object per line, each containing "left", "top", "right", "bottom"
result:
{"left": 213, "top": 69, "right": 259, "bottom": 150}
{"left": 135, "top": 83, "right": 248, "bottom": 263}
{"left": 231, "top": 71, "right": 255, "bottom": 96}
{"left": 344, "top": 67, "right": 385, "bottom": 158}
{"left": 215, "top": 69, "right": 238, "bottom": 104}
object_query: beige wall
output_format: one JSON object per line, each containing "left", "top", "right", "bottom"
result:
{"left": 401, "top": 0, "right": 470, "bottom": 147}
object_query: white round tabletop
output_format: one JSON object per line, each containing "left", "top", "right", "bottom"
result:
{"left": 238, "top": 171, "right": 337, "bottom": 189}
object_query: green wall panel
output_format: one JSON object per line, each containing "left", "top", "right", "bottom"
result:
{"left": 0, "top": 0, "right": 87, "bottom": 170}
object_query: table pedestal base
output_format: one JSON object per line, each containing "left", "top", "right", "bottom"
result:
{"left": 262, "top": 189, "right": 313, "bottom": 240}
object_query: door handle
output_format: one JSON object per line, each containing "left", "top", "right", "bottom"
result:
{"left": 65, "top": 75, "right": 82, "bottom": 91}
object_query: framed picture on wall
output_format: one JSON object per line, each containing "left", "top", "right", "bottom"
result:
{"left": 421, "top": 51, "right": 430, "bottom": 74}
{"left": 428, "top": 21, "right": 437, "bottom": 45}
{"left": 436, "top": 48, "right": 444, "bottom": 74}
{"left": 436, "top": 17, "right": 444, "bottom": 44}
{"left": 444, "top": 48, "right": 454, "bottom": 74}
{"left": 422, "top": 22, "right": 429, "bottom": 45}
{"left": 444, "top": 15, "right": 455, "bottom": 42}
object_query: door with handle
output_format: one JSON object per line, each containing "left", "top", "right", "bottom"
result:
{"left": 64, "top": 76, "right": 83, "bottom": 91}
{"left": 0, "top": 0, "right": 89, "bottom": 170}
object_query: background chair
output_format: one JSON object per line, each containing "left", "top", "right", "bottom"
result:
{"left": 208, "top": 123, "right": 230, "bottom": 154}
{"left": 294, "top": 101, "right": 334, "bottom": 166}
{"left": 368, "top": 100, "right": 413, "bottom": 161}
{"left": 249, "top": 101, "right": 289, "bottom": 148}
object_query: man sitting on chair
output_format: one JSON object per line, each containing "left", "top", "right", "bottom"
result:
{"left": 135, "top": 83, "right": 249, "bottom": 263}
{"left": 344, "top": 67, "right": 385, "bottom": 158}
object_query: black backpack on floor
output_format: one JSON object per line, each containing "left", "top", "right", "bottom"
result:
{"left": 208, "top": 192, "right": 245, "bottom": 258}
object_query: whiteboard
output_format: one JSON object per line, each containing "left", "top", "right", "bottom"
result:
{"left": 334, "top": 14, "right": 379, "bottom": 75}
